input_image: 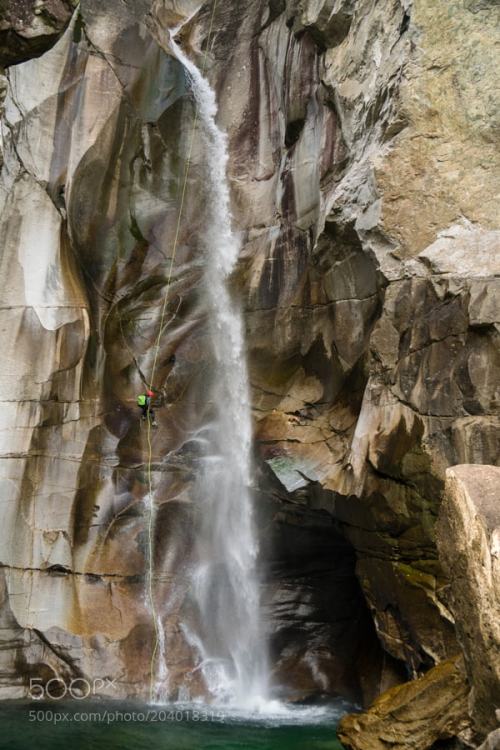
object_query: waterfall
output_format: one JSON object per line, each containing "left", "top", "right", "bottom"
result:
{"left": 168, "top": 34, "right": 269, "bottom": 707}
{"left": 154, "top": 615, "right": 169, "bottom": 703}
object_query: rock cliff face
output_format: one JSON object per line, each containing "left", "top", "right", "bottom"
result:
{"left": 0, "top": 0, "right": 499, "bottom": 721}
{"left": 0, "top": 0, "right": 76, "bottom": 67}
{"left": 437, "top": 466, "right": 500, "bottom": 740}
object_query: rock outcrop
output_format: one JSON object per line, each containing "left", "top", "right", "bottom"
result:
{"left": 337, "top": 656, "right": 470, "bottom": 750}
{"left": 477, "top": 723, "right": 500, "bottom": 750}
{"left": 0, "top": 0, "right": 499, "bottom": 713}
{"left": 0, "top": 0, "right": 77, "bottom": 67}
{"left": 437, "top": 465, "right": 500, "bottom": 740}
{"left": 249, "top": 0, "right": 500, "bottom": 685}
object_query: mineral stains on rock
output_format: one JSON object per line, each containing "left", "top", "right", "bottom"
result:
{"left": 0, "top": 1, "right": 499, "bottom": 741}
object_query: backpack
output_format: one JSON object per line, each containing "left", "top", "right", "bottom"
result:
{"left": 137, "top": 394, "right": 146, "bottom": 407}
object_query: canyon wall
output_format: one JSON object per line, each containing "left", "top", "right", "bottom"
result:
{"left": 0, "top": 0, "right": 499, "bottom": 731}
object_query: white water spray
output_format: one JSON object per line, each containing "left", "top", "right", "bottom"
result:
{"left": 153, "top": 615, "right": 169, "bottom": 703}
{"left": 168, "top": 33, "right": 269, "bottom": 707}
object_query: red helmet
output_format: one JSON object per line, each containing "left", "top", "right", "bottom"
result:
{"left": 146, "top": 389, "right": 154, "bottom": 397}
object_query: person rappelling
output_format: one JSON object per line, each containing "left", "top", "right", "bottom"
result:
{"left": 137, "top": 389, "right": 158, "bottom": 428}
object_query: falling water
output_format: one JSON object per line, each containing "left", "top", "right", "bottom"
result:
{"left": 169, "top": 34, "right": 269, "bottom": 707}
{"left": 154, "top": 615, "right": 169, "bottom": 703}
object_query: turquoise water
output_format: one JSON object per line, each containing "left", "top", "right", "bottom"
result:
{"left": 0, "top": 701, "right": 347, "bottom": 749}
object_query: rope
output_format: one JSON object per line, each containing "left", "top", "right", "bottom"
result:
{"left": 146, "top": 0, "right": 220, "bottom": 703}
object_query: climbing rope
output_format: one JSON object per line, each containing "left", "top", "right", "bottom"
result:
{"left": 146, "top": 0, "right": 220, "bottom": 703}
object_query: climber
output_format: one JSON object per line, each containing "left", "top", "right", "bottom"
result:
{"left": 137, "top": 389, "right": 158, "bottom": 427}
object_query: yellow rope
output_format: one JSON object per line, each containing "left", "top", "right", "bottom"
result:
{"left": 146, "top": 0, "right": 219, "bottom": 703}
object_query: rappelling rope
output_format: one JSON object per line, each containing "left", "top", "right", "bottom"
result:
{"left": 146, "top": 0, "right": 220, "bottom": 703}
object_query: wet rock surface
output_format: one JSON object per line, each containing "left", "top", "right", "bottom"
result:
{"left": 0, "top": 0, "right": 498, "bottom": 716}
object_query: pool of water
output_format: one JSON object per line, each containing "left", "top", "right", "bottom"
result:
{"left": 0, "top": 700, "right": 348, "bottom": 749}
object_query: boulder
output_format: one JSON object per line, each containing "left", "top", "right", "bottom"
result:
{"left": 437, "top": 466, "right": 500, "bottom": 739}
{"left": 338, "top": 656, "right": 470, "bottom": 750}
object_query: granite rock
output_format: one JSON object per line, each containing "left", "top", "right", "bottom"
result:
{"left": 0, "top": 0, "right": 499, "bottom": 707}
{"left": 437, "top": 466, "right": 500, "bottom": 740}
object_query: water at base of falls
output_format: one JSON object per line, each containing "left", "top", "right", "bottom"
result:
{"left": 0, "top": 701, "right": 349, "bottom": 750}
{"left": 151, "top": 28, "right": 269, "bottom": 708}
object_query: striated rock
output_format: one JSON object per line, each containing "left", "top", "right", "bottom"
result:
{"left": 337, "top": 656, "right": 470, "bottom": 750}
{"left": 246, "top": 0, "right": 500, "bottom": 683}
{"left": 0, "top": 0, "right": 77, "bottom": 67}
{"left": 0, "top": 0, "right": 499, "bottom": 707}
{"left": 437, "top": 465, "right": 500, "bottom": 740}
{"left": 287, "top": 0, "right": 355, "bottom": 48}
{"left": 0, "top": 0, "right": 384, "bottom": 701}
